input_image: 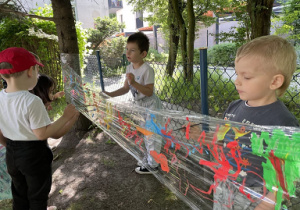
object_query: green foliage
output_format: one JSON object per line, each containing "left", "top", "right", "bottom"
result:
{"left": 87, "top": 17, "right": 125, "bottom": 51}
{"left": 207, "top": 43, "right": 237, "bottom": 66}
{"left": 273, "top": 0, "right": 300, "bottom": 45}
{"left": 214, "top": 0, "right": 250, "bottom": 45}
{"left": 0, "top": 4, "right": 88, "bottom": 91}
{"left": 280, "top": 82, "right": 300, "bottom": 122}
{"left": 100, "top": 36, "right": 127, "bottom": 76}
{"left": 76, "top": 22, "right": 89, "bottom": 69}
{"left": 144, "top": 48, "right": 168, "bottom": 62}
{"left": 48, "top": 97, "right": 66, "bottom": 121}
{"left": 154, "top": 67, "right": 239, "bottom": 116}
{"left": 127, "top": 0, "right": 230, "bottom": 62}
{"left": 176, "top": 49, "right": 200, "bottom": 64}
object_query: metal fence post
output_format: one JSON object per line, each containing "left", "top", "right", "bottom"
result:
{"left": 96, "top": 50, "right": 105, "bottom": 92}
{"left": 199, "top": 47, "right": 209, "bottom": 115}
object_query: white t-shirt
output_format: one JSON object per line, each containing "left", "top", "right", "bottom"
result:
{"left": 0, "top": 90, "right": 51, "bottom": 141}
{"left": 126, "top": 62, "right": 155, "bottom": 101}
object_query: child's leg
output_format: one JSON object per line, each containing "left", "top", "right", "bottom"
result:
{"left": 144, "top": 134, "right": 162, "bottom": 168}
{"left": 144, "top": 96, "right": 163, "bottom": 168}
{"left": 6, "top": 140, "right": 30, "bottom": 210}
{"left": 6, "top": 139, "right": 53, "bottom": 210}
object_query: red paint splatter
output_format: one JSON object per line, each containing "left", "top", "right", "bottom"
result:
{"left": 269, "top": 150, "right": 290, "bottom": 200}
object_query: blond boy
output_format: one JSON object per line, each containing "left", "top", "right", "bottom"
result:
{"left": 213, "top": 35, "right": 299, "bottom": 210}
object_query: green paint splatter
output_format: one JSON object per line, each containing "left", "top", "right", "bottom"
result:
{"left": 250, "top": 130, "right": 300, "bottom": 210}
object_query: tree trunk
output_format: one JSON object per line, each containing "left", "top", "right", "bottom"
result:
{"left": 167, "top": 0, "right": 179, "bottom": 76}
{"left": 171, "top": 0, "right": 188, "bottom": 80}
{"left": 187, "top": 0, "right": 195, "bottom": 81}
{"left": 246, "top": 0, "right": 275, "bottom": 39}
{"left": 52, "top": 0, "right": 91, "bottom": 131}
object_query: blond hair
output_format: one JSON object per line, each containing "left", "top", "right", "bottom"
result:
{"left": 0, "top": 62, "right": 25, "bottom": 79}
{"left": 236, "top": 35, "right": 297, "bottom": 96}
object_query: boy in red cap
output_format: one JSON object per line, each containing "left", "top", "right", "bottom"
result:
{"left": 0, "top": 47, "right": 80, "bottom": 210}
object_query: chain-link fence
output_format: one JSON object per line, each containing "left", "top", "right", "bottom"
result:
{"left": 83, "top": 50, "right": 300, "bottom": 210}
{"left": 84, "top": 51, "right": 300, "bottom": 123}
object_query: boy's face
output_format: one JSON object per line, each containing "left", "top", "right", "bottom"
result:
{"left": 126, "top": 42, "right": 146, "bottom": 64}
{"left": 234, "top": 56, "right": 278, "bottom": 107}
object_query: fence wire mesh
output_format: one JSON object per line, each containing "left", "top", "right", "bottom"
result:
{"left": 83, "top": 54, "right": 300, "bottom": 124}
{"left": 82, "top": 54, "right": 300, "bottom": 209}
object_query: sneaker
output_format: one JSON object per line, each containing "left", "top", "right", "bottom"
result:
{"left": 47, "top": 206, "right": 57, "bottom": 210}
{"left": 137, "top": 161, "right": 143, "bottom": 167}
{"left": 135, "top": 166, "right": 158, "bottom": 175}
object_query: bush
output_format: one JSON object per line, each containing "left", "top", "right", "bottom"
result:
{"left": 144, "top": 48, "right": 168, "bottom": 63}
{"left": 0, "top": 4, "right": 88, "bottom": 92}
{"left": 207, "top": 43, "right": 238, "bottom": 66}
{"left": 154, "top": 66, "right": 239, "bottom": 116}
{"left": 175, "top": 49, "right": 200, "bottom": 64}
{"left": 99, "top": 36, "right": 127, "bottom": 76}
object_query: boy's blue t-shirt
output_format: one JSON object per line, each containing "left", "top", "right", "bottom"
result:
{"left": 223, "top": 99, "right": 299, "bottom": 187}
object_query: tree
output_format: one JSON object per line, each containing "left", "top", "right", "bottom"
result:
{"left": 51, "top": 0, "right": 91, "bottom": 130}
{"left": 166, "top": 0, "right": 179, "bottom": 76}
{"left": 127, "top": 0, "right": 227, "bottom": 81}
{"left": 246, "top": 0, "right": 275, "bottom": 39}
{"left": 87, "top": 17, "right": 125, "bottom": 52}
{"left": 215, "top": 0, "right": 276, "bottom": 45}
{"left": 214, "top": 0, "right": 251, "bottom": 46}
{"left": 0, "top": 0, "right": 91, "bottom": 130}
{"left": 274, "top": 0, "right": 300, "bottom": 45}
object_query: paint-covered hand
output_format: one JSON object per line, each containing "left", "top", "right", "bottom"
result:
{"left": 126, "top": 73, "right": 136, "bottom": 85}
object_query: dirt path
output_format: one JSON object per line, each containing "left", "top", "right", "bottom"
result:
{"left": 47, "top": 128, "right": 190, "bottom": 210}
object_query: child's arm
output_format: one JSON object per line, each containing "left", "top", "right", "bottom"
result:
{"left": 52, "top": 112, "right": 79, "bottom": 138}
{"left": 254, "top": 192, "right": 275, "bottom": 210}
{"left": 0, "top": 129, "right": 6, "bottom": 147}
{"left": 53, "top": 91, "right": 65, "bottom": 100}
{"left": 126, "top": 73, "right": 153, "bottom": 97}
{"left": 32, "top": 104, "right": 79, "bottom": 140}
{"left": 103, "top": 78, "right": 130, "bottom": 97}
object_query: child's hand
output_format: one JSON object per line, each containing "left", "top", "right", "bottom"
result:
{"left": 47, "top": 104, "right": 53, "bottom": 111}
{"left": 62, "top": 104, "right": 79, "bottom": 120}
{"left": 54, "top": 91, "right": 65, "bottom": 99}
{"left": 126, "top": 73, "right": 136, "bottom": 85}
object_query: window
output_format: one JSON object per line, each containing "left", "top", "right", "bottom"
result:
{"left": 136, "top": 11, "right": 143, "bottom": 29}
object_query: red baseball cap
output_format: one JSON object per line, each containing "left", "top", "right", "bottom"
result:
{"left": 0, "top": 47, "right": 44, "bottom": 74}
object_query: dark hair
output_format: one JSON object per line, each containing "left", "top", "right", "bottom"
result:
{"left": 30, "top": 74, "right": 55, "bottom": 105}
{"left": 127, "top": 32, "right": 150, "bottom": 54}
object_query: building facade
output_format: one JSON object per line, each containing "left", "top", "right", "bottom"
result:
{"left": 18, "top": 0, "right": 109, "bottom": 29}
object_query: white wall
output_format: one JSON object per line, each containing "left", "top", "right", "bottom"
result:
{"left": 76, "top": 0, "right": 109, "bottom": 29}
{"left": 18, "top": 0, "right": 109, "bottom": 29}
{"left": 116, "top": 0, "right": 136, "bottom": 32}
{"left": 18, "top": 0, "right": 51, "bottom": 11}
{"left": 194, "top": 20, "right": 239, "bottom": 49}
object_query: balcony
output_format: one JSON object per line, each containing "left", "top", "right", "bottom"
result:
{"left": 108, "top": 0, "right": 123, "bottom": 13}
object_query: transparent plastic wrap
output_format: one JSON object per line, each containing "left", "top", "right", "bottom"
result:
{"left": 63, "top": 67, "right": 300, "bottom": 210}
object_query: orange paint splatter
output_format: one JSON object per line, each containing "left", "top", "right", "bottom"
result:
{"left": 150, "top": 151, "right": 170, "bottom": 173}
{"left": 136, "top": 126, "right": 154, "bottom": 136}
